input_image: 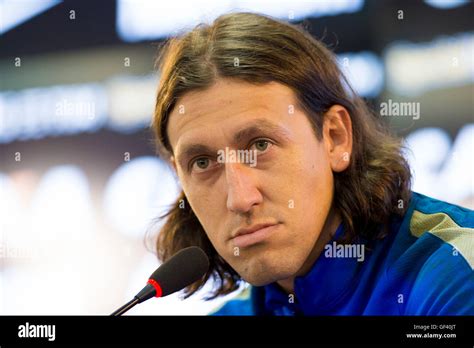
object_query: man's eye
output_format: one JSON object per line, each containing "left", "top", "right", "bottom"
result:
{"left": 251, "top": 139, "right": 272, "bottom": 153}
{"left": 191, "top": 157, "right": 215, "bottom": 172}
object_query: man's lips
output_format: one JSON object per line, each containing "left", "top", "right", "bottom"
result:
{"left": 231, "top": 223, "right": 279, "bottom": 248}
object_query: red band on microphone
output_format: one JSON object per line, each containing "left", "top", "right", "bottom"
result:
{"left": 147, "top": 279, "right": 163, "bottom": 298}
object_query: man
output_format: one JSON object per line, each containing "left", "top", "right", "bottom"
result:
{"left": 151, "top": 12, "right": 473, "bottom": 315}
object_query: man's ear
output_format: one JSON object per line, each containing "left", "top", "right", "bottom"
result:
{"left": 323, "top": 105, "right": 353, "bottom": 173}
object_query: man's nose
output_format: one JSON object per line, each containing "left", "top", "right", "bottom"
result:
{"left": 225, "top": 162, "right": 263, "bottom": 214}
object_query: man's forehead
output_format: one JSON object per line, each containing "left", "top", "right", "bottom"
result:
{"left": 167, "top": 80, "right": 297, "bottom": 150}
{"left": 174, "top": 113, "right": 286, "bottom": 157}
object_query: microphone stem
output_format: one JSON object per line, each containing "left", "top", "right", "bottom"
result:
{"left": 111, "top": 297, "right": 139, "bottom": 316}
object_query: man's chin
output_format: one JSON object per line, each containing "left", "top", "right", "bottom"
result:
{"left": 234, "top": 257, "right": 300, "bottom": 287}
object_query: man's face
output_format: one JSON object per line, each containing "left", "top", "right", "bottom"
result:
{"left": 167, "top": 79, "right": 338, "bottom": 286}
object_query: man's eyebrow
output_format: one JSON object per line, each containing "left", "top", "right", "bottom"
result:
{"left": 176, "top": 144, "right": 215, "bottom": 169}
{"left": 233, "top": 119, "right": 291, "bottom": 143}
{"left": 176, "top": 119, "right": 291, "bottom": 168}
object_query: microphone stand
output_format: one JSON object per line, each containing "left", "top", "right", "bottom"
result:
{"left": 111, "top": 298, "right": 139, "bottom": 316}
{"left": 111, "top": 282, "right": 156, "bottom": 316}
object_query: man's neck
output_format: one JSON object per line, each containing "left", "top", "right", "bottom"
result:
{"left": 277, "top": 206, "right": 341, "bottom": 294}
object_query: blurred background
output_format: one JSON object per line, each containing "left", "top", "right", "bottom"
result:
{"left": 0, "top": 0, "right": 473, "bottom": 315}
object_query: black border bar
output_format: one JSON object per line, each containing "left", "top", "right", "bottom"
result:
{"left": 0, "top": 315, "right": 472, "bottom": 346}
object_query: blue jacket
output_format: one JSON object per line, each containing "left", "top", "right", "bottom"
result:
{"left": 212, "top": 192, "right": 474, "bottom": 315}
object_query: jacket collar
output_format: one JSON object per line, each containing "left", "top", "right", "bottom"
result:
{"left": 262, "top": 223, "right": 364, "bottom": 315}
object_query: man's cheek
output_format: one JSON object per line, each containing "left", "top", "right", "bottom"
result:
{"left": 186, "top": 195, "right": 214, "bottom": 233}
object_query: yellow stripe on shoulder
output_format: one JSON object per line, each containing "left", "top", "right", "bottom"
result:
{"left": 410, "top": 210, "right": 474, "bottom": 269}
{"left": 208, "top": 286, "right": 252, "bottom": 314}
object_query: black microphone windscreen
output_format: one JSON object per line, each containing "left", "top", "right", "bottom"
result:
{"left": 149, "top": 246, "right": 210, "bottom": 297}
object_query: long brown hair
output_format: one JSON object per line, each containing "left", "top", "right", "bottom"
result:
{"left": 151, "top": 12, "right": 411, "bottom": 299}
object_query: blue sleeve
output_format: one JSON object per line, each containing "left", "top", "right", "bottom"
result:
{"left": 405, "top": 239, "right": 474, "bottom": 315}
{"left": 211, "top": 298, "right": 255, "bottom": 315}
{"left": 209, "top": 287, "right": 257, "bottom": 315}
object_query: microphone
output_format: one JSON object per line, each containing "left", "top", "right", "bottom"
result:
{"left": 111, "top": 246, "right": 209, "bottom": 316}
